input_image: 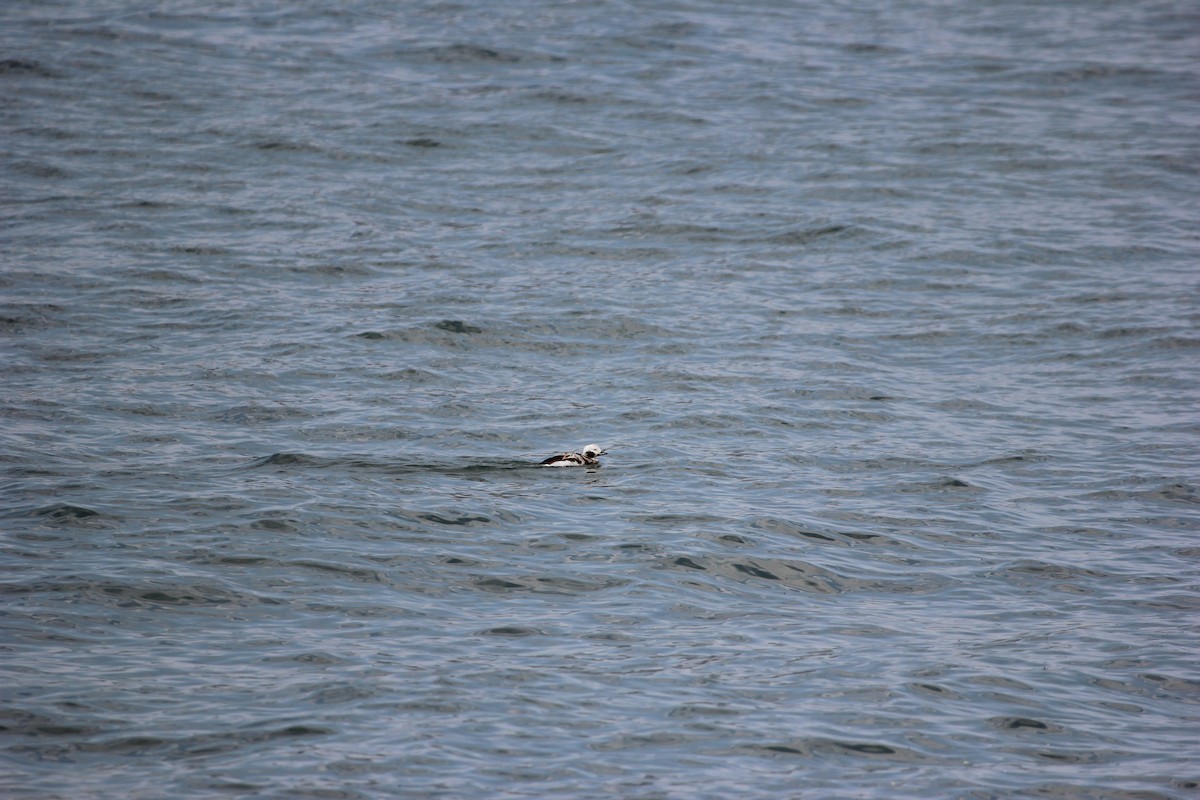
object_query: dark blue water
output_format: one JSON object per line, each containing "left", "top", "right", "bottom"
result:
{"left": 3, "top": 1, "right": 1199, "bottom": 797}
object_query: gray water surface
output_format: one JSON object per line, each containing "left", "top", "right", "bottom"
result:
{"left": 3, "top": 1, "right": 1199, "bottom": 798}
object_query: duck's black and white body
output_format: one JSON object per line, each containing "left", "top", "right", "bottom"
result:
{"left": 540, "top": 444, "right": 606, "bottom": 467}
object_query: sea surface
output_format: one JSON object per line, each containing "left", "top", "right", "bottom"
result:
{"left": 2, "top": 1, "right": 1199, "bottom": 798}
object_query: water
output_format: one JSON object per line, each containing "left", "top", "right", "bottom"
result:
{"left": 2, "top": 1, "right": 1198, "bottom": 797}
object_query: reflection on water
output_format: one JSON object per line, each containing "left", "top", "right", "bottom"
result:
{"left": 2, "top": 1, "right": 1198, "bottom": 798}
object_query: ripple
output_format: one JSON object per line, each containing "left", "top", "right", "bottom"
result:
{"left": 1, "top": 1, "right": 1195, "bottom": 797}
{"left": 729, "top": 737, "right": 929, "bottom": 762}
{"left": 660, "top": 553, "right": 957, "bottom": 595}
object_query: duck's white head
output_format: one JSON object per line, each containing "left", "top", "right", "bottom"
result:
{"left": 581, "top": 444, "right": 605, "bottom": 459}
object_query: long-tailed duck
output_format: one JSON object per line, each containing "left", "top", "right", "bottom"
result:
{"left": 540, "top": 444, "right": 606, "bottom": 467}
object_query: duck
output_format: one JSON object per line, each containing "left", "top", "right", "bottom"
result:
{"left": 540, "top": 444, "right": 606, "bottom": 467}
